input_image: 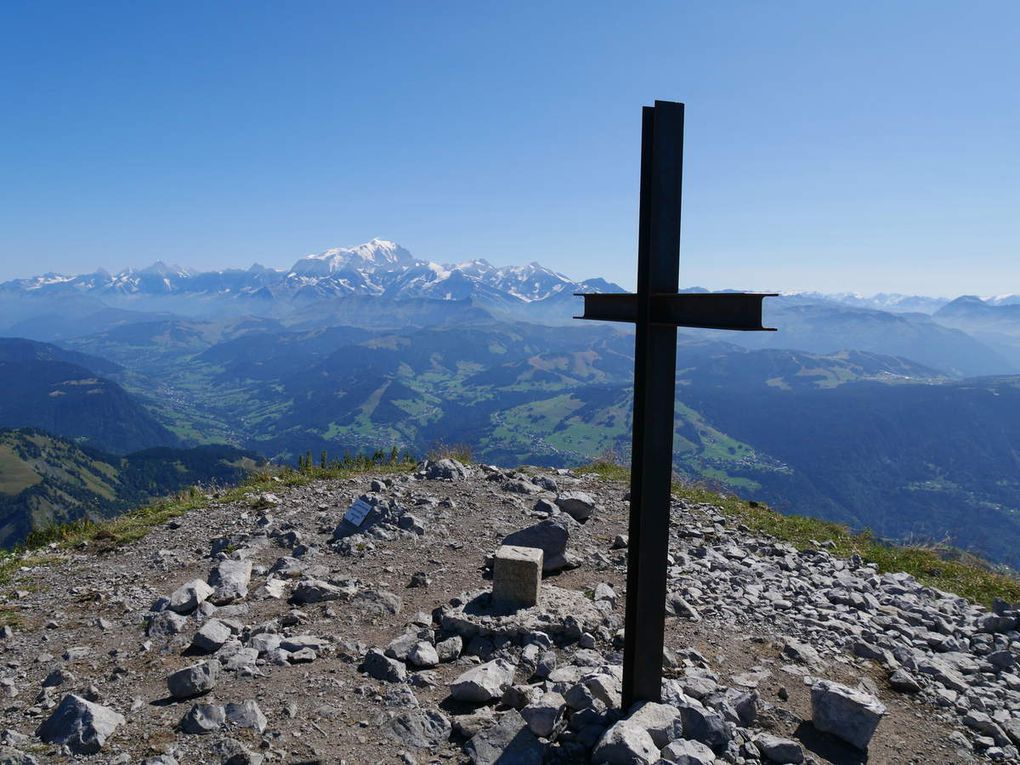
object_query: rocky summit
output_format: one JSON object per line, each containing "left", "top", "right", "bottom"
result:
{"left": 0, "top": 461, "right": 1018, "bottom": 764}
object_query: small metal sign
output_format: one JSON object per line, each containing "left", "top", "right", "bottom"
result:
{"left": 343, "top": 498, "right": 372, "bottom": 527}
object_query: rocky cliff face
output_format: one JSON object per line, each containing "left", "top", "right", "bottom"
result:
{"left": 0, "top": 463, "right": 1017, "bottom": 764}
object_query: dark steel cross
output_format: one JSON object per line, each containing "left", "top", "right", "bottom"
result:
{"left": 577, "top": 100, "right": 776, "bottom": 708}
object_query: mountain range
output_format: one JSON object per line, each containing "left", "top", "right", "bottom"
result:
{"left": 2, "top": 240, "right": 1020, "bottom": 567}
{"left": 0, "top": 239, "right": 620, "bottom": 327}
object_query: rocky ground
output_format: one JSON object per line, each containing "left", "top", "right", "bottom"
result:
{"left": 0, "top": 459, "right": 1018, "bottom": 764}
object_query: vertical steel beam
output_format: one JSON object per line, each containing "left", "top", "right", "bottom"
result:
{"left": 622, "top": 100, "right": 684, "bottom": 708}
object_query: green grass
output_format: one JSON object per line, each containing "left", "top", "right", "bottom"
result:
{"left": 0, "top": 444, "right": 43, "bottom": 494}
{"left": 0, "top": 604, "right": 22, "bottom": 628}
{"left": 580, "top": 458, "right": 1020, "bottom": 607}
{"left": 0, "top": 451, "right": 416, "bottom": 591}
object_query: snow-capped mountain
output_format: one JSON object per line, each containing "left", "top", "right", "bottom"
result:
{"left": 290, "top": 239, "right": 418, "bottom": 277}
{"left": 0, "top": 239, "right": 622, "bottom": 322}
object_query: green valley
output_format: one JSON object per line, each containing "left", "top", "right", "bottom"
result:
{"left": 0, "top": 428, "right": 258, "bottom": 547}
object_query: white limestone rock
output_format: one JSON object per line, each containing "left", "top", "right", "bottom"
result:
{"left": 450, "top": 659, "right": 516, "bottom": 703}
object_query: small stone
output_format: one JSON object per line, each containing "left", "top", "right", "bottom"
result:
{"left": 290, "top": 578, "right": 356, "bottom": 604}
{"left": 361, "top": 649, "right": 407, "bottom": 683}
{"left": 168, "top": 579, "right": 214, "bottom": 614}
{"left": 398, "top": 514, "right": 425, "bottom": 535}
{"left": 166, "top": 661, "right": 220, "bottom": 699}
{"left": 436, "top": 636, "right": 463, "bottom": 662}
{"left": 148, "top": 609, "right": 188, "bottom": 637}
{"left": 179, "top": 703, "right": 225, "bottom": 734}
{"left": 387, "top": 632, "right": 420, "bottom": 662}
{"left": 0, "top": 746, "right": 39, "bottom": 765}
{"left": 593, "top": 582, "right": 617, "bottom": 607}
{"left": 41, "top": 668, "right": 73, "bottom": 687}
{"left": 409, "top": 571, "right": 430, "bottom": 588}
{"left": 224, "top": 700, "right": 268, "bottom": 733}
{"left": 782, "top": 638, "right": 821, "bottom": 668}
{"left": 408, "top": 641, "right": 439, "bottom": 669}
{"left": 532, "top": 498, "right": 557, "bottom": 516}
{"left": 888, "top": 669, "right": 921, "bottom": 694}
{"left": 218, "top": 737, "right": 264, "bottom": 765}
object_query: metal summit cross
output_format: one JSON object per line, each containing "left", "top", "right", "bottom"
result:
{"left": 577, "top": 100, "right": 776, "bottom": 708}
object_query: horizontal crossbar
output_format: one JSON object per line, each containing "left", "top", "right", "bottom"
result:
{"left": 576, "top": 292, "right": 777, "bottom": 330}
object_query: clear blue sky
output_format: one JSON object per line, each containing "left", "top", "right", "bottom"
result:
{"left": 1, "top": 1, "right": 1017, "bottom": 295}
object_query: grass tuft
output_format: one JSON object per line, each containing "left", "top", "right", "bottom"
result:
{"left": 579, "top": 459, "right": 1020, "bottom": 607}
{"left": 0, "top": 448, "right": 415, "bottom": 587}
{"left": 426, "top": 441, "right": 474, "bottom": 464}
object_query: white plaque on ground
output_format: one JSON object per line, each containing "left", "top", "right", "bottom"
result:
{"left": 343, "top": 498, "right": 372, "bottom": 527}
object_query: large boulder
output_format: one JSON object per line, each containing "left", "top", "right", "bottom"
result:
{"left": 810, "top": 679, "right": 886, "bottom": 750}
{"left": 627, "top": 701, "right": 684, "bottom": 748}
{"left": 661, "top": 738, "right": 716, "bottom": 765}
{"left": 520, "top": 691, "right": 566, "bottom": 738}
{"left": 592, "top": 719, "right": 659, "bottom": 765}
{"left": 501, "top": 516, "right": 578, "bottom": 573}
{"left": 450, "top": 659, "right": 516, "bottom": 703}
{"left": 554, "top": 491, "right": 597, "bottom": 522}
{"left": 35, "top": 694, "right": 125, "bottom": 755}
{"left": 384, "top": 708, "right": 451, "bottom": 749}
{"left": 674, "top": 698, "right": 730, "bottom": 752}
{"left": 465, "top": 710, "right": 543, "bottom": 765}
{"left": 424, "top": 459, "right": 471, "bottom": 480}
{"left": 754, "top": 733, "right": 804, "bottom": 763}
{"left": 208, "top": 559, "right": 253, "bottom": 605}
{"left": 191, "top": 618, "right": 232, "bottom": 653}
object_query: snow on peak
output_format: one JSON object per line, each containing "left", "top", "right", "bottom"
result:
{"left": 138, "top": 261, "right": 192, "bottom": 278}
{"left": 290, "top": 239, "right": 417, "bottom": 276}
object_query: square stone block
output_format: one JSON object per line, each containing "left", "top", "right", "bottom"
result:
{"left": 492, "top": 544, "right": 543, "bottom": 610}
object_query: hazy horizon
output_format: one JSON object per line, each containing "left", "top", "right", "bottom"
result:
{"left": 0, "top": 239, "right": 1001, "bottom": 302}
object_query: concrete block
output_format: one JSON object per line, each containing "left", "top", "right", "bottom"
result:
{"left": 493, "top": 545, "right": 543, "bottom": 610}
